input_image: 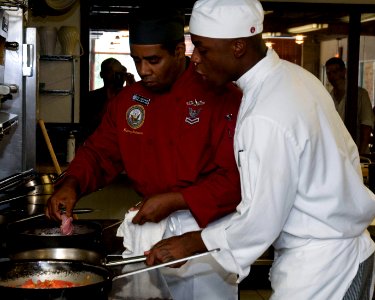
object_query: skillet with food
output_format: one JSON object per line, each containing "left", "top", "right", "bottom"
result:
{"left": 6, "top": 218, "right": 103, "bottom": 253}
{"left": 0, "top": 249, "right": 219, "bottom": 299}
{"left": 0, "top": 260, "right": 111, "bottom": 300}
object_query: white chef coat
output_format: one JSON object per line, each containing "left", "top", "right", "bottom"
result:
{"left": 202, "top": 49, "right": 375, "bottom": 299}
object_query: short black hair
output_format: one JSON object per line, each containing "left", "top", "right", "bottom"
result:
{"left": 325, "top": 57, "right": 346, "bottom": 69}
{"left": 101, "top": 58, "right": 123, "bottom": 72}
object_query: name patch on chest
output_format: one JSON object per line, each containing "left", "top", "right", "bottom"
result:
{"left": 126, "top": 105, "right": 145, "bottom": 129}
{"left": 132, "top": 94, "right": 150, "bottom": 106}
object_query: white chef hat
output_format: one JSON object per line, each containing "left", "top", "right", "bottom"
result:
{"left": 189, "top": 0, "right": 264, "bottom": 39}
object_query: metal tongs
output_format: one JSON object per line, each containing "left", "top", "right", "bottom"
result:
{"left": 11, "top": 208, "right": 95, "bottom": 223}
{"left": 111, "top": 248, "right": 220, "bottom": 281}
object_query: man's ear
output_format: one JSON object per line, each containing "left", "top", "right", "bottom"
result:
{"left": 232, "top": 39, "right": 246, "bottom": 58}
{"left": 175, "top": 42, "right": 186, "bottom": 58}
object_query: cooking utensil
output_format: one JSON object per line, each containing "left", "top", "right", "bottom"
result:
{"left": 112, "top": 248, "right": 220, "bottom": 280}
{"left": 9, "top": 247, "right": 147, "bottom": 266}
{"left": 0, "top": 171, "right": 67, "bottom": 209}
{"left": 101, "top": 219, "right": 124, "bottom": 231}
{"left": 25, "top": 170, "right": 66, "bottom": 189}
{"left": 0, "top": 189, "right": 35, "bottom": 205}
{"left": 9, "top": 248, "right": 104, "bottom": 265}
{"left": 9, "top": 247, "right": 219, "bottom": 271}
{"left": 0, "top": 169, "right": 36, "bottom": 193}
{"left": 38, "top": 119, "right": 62, "bottom": 175}
{"left": 0, "top": 260, "right": 111, "bottom": 300}
{"left": 0, "top": 249, "right": 219, "bottom": 299}
{"left": 11, "top": 208, "right": 94, "bottom": 223}
{"left": 6, "top": 219, "right": 103, "bottom": 254}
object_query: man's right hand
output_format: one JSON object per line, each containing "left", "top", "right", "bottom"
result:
{"left": 45, "top": 176, "right": 80, "bottom": 221}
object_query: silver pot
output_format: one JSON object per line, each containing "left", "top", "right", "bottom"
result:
{"left": 18, "top": 171, "right": 65, "bottom": 205}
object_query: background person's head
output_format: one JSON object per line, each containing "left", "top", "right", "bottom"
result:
{"left": 325, "top": 57, "right": 346, "bottom": 88}
{"left": 100, "top": 58, "right": 128, "bottom": 89}
{"left": 129, "top": 7, "right": 186, "bottom": 93}
{"left": 189, "top": 0, "right": 266, "bottom": 87}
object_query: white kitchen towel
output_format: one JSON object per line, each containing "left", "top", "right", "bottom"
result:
{"left": 116, "top": 210, "right": 168, "bottom": 257}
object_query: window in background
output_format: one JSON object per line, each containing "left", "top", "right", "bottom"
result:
{"left": 89, "top": 31, "right": 194, "bottom": 91}
{"left": 89, "top": 30, "right": 138, "bottom": 91}
{"left": 360, "top": 13, "right": 375, "bottom": 106}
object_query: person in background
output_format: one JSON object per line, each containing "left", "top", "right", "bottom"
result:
{"left": 46, "top": 7, "right": 242, "bottom": 300}
{"left": 145, "top": 0, "right": 375, "bottom": 299}
{"left": 81, "top": 58, "right": 135, "bottom": 139}
{"left": 325, "top": 56, "right": 374, "bottom": 155}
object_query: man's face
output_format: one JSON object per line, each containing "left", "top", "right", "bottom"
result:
{"left": 326, "top": 64, "right": 346, "bottom": 87}
{"left": 190, "top": 34, "right": 234, "bottom": 88}
{"left": 130, "top": 44, "right": 182, "bottom": 93}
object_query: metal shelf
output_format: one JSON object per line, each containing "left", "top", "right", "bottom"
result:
{"left": 40, "top": 89, "right": 73, "bottom": 96}
{"left": 39, "top": 56, "right": 76, "bottom": 123}
{"left": 40, "top": 55, "right": 74, "bottom": 62}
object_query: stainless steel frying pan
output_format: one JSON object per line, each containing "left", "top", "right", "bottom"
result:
{"left": 0, "top": 248, "right": 220, "bottom": 299}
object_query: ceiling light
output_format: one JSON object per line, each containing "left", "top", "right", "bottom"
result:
{"left": 262, "top": 32, "right": 283, "bottom": 38}
{"left": 341, "top": 14, "right": 375, "bottom": 23}
{"left": 262, "top": 33, "right": 295, "bottom": 40}
{"left": 287, "top": 23, "right": 328, "bottom": 34}
{"left": 265, "top": 41, "right": 274, "bottom": 48}
{"left": 295, "top": 35, "right": 304, "bottom": 45}
{"left": 360, "top": 13, "right": 375, "bottom": 23}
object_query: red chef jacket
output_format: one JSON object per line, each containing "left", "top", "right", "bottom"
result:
{"left": 68, "top": 63, "right": 242, "bottom": 227}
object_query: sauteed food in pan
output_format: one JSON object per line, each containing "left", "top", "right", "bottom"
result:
{"left": 21, "top": 279, "right": 79, "bottom": 288}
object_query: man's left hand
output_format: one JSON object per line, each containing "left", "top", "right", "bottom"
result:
{"left": 145, "top": 231, "right": 206, "bottom": 267}
{"left": 131, "top": 192, "right": 187, "bottom": 225}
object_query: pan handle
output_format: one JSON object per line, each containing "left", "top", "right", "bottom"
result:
{"left": 105, "top": 254, "right": 147, "bottom": 266}
{"left": 0, "top": 169, "right": 36, "bottom": 193}
{"left": 0, "top": 187, "right": 35, "bottom": 204}
{"left": 112, "top": 248, "right": 220, "bottom": 281}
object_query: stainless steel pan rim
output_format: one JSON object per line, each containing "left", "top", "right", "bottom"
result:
{"left": 8, "top": 247, "right": 220, "bottom": 273}
{"left": 9, "top": 247, "right": 147, "bottom": 266}
{"left": 9, "top": 248, "right": 104, "bottom": 265}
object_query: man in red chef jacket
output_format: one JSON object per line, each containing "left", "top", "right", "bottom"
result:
{"left": 46, "top": 6, "right": 242, "bottom": 300}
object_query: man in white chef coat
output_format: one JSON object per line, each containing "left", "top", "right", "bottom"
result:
{"left": 325, "top": 56, "right": 374, "bottom": 155}
{"left": 145, "top": 0, "right": 375, "bottom": 299}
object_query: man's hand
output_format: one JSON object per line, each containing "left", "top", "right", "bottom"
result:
{"left": 45, "top": 176, "right": 80, "bottom": 221}
{"left": 145, "top": 231, "right": 207, "bottom": 267}
{"left": 131, "top": 192, "right": 187, "bottom": 225}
